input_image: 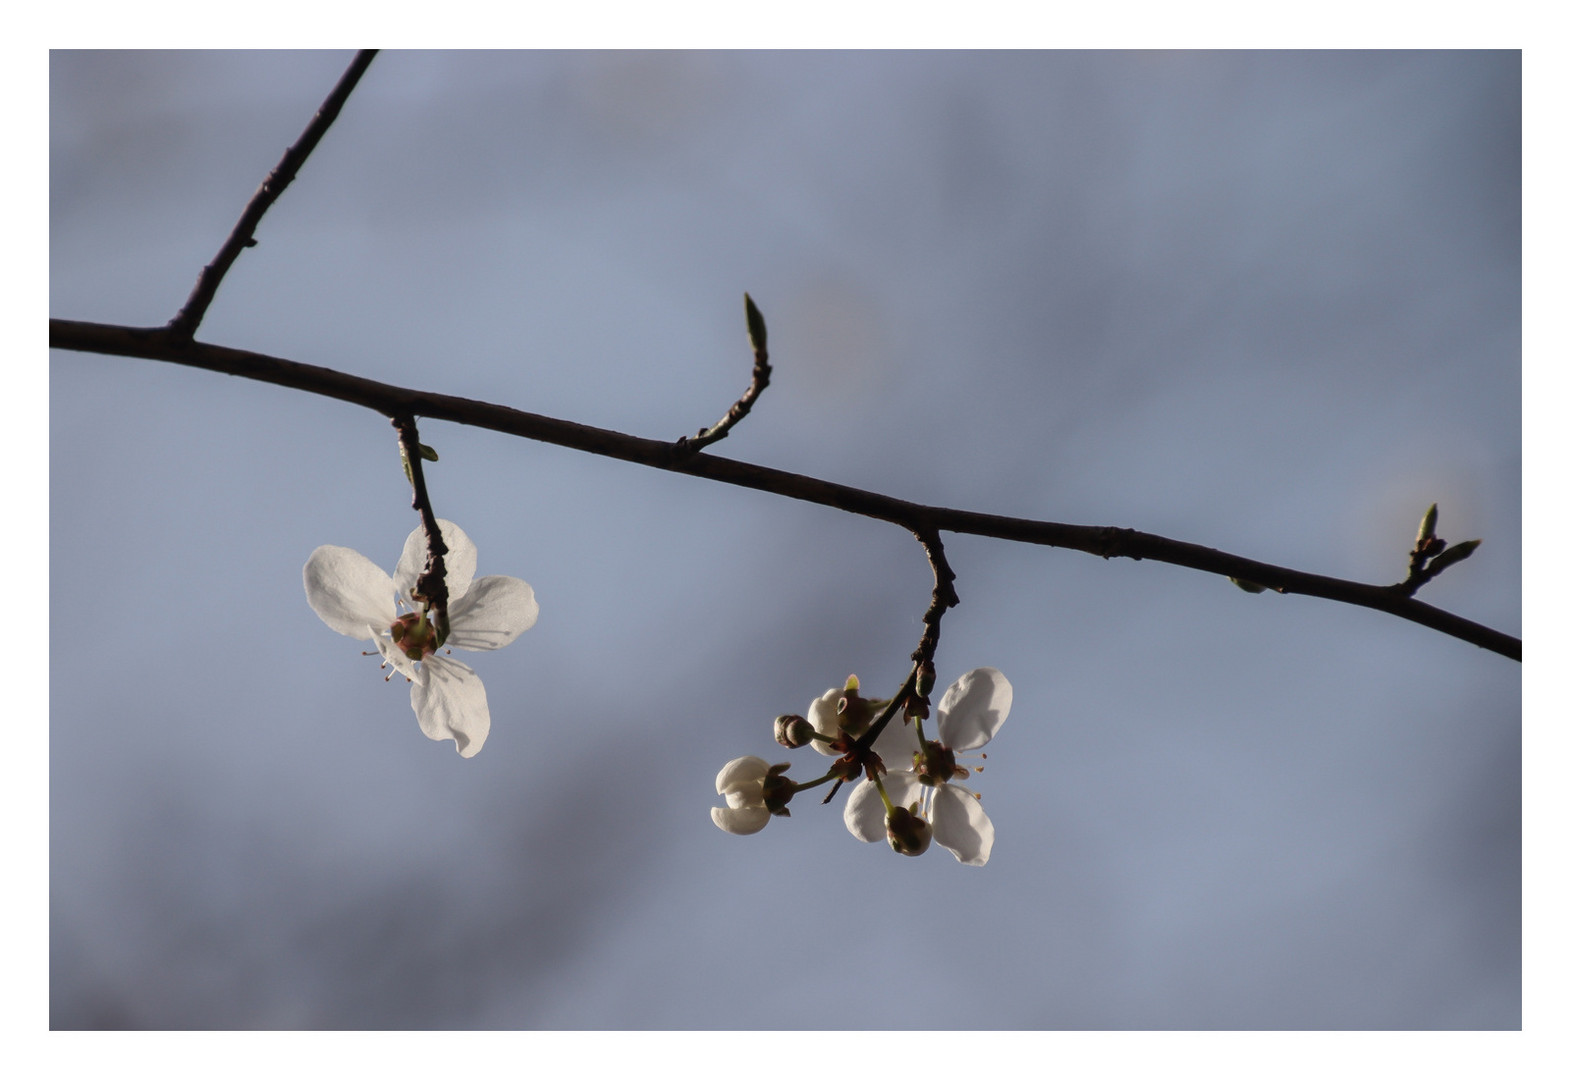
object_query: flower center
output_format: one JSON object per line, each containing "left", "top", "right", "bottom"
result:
{"left": 389, "top": 610, "right": 442, "bottom": 661}
{"left": 915, "top": 742, "right": 968, "bottom": 786}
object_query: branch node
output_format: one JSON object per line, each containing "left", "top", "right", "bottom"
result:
{"left": 1390, "top": 503, "right": 1481, "bottom": 598}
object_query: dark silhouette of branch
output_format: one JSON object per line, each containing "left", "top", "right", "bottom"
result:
{"left": 166, "top": 50, "right": 378, "bottom": 340}
{"left": 850, "top": 527, "right": 960, "bottom": 775}
{"left": 49, "top": 318, "right": 1521, "bottom": 662}
{"left": 677, "top": 293, "right": 772, "bottom": 452}
{"left": 391, "top": 415, "right": 449, "bottom": 633}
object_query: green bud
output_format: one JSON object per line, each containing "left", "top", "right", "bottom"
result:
{"left": 1426, "top": 538, "right": 1481, "bottom": 574}
{"left": 1415, "top": 503, "right": 1439, "bottom": 547}
{"left": 1230, "top": 577, "right": 1267, "bottom": 594}
{"left": 418, "top": 442, "right": 439, "bottom": 462}
{"left": 741, "top": 290, "right": 766, "bottom": 355}
{"left": 915, "top": 660, "right": 936, "bottom": 698}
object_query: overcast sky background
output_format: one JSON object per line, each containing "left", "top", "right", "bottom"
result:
{"left": 49, "top": 50, "right": 1520, "bottom": 1029}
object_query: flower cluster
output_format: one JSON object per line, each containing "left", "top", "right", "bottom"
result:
{"left": 709, "top": 666, "right": 1012, "bottom": 866}
{"left": 304, "top": 520, "right": 538, "bottom": 757}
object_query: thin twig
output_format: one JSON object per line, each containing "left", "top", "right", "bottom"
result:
{"left": 911, "top": 525, "right": 959, "bottom": 668}
{"left": 48, "top": 318, "right": 1522, "bottom": 661}
{"left": 677, "top": 293, "right": 772, "bottom": 452}
{"left": 854, "top": 527, "right": 960, "bottom": 759}
{"left": 165, "top": 50, "right": 378, "bottom": 339}
{"left": 390, "top": 415, "right": 449, "bottom": 632}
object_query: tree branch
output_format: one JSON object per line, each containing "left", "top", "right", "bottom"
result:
{"left": 50, "top": 318, "right": 1521, "bottom": 661}
{"left": 391, "top": 415, "right": 449, "bottom": 634}
{"left": 676, "top": 293, "right": 772, "bottom": 452}
{"left": 166, "top": 50, "right": 378, "bottom": 340}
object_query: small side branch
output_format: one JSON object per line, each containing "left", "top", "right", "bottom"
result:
{"left": 391, "top": 415, "right": 449, "bottom": 632}
{"left": 911, "top": 526, "right": 959, "bottom": 669}
{"left": 166, "top": 50, "right": 378, "bottom": 339}
{"left": 677, "top": 294, "right": 772, "bottom": 452}
{"left": 852, "top": 526, "right": 961, "bottom": 761}
{"left": 1390, "top": 503, "right": 1482, "bottom": 599}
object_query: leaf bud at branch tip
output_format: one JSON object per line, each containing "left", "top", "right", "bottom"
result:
{"left": 1427, "top": 538, "right": 1481, "bottom": 574}
{"left": 743, "top": 292, "right": 767, "bottom": 354}
{"left": 1416, "top": 503, "right": 1439, "bottom": 548}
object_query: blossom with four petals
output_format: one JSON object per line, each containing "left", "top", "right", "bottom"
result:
{"left": 303, "top": 520, "right": 538, "bottom": 757}
{"left": 843, "top": 667, "right": 1012, "bottom": 865}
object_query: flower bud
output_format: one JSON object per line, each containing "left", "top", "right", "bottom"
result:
{"left": 915, "top": 660, "right": 936, "bottom": 698}
{"left": 774, "top": 714, "right": 814, "bottom": 749}
{"left": 885, "top": 805, "right": 932, "bottom": 856}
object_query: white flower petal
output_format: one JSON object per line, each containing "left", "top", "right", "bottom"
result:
{"left": 711, "top": 805, "right": 771, "bottom": 835}
{"left": 409, "top": 654, "right": 490, "bottom": 757}
{"left": 445, "top": 575, "right": 539, "bottom": 651}
{"left": 303, "top": 545, "right": 396, "bottom": 639}
{"left": 931, "top": 783, "right": 994, "bottom": 866}
{"left": 806, "top": 687, "right": 842, "bottom": 756}
{"left": 843, "top": 778, "right": 891, "bottom": 843}
{"left": 880, "top": 771, "right": 922, "bottom": 810}
{"left": 373, "top": 632, "right": 424, "bottom": 685}
{"left": 936, "top": 668, "right": 1012, "bottom": 752}
{"left": 872, "top": 715, "right": 920, "bottom": 770}
{"left": 715, "top": 755, "right": 771, "bottom": 795}
{"left": 394, "top": 519, "right": 478, "bottom": 605}
{"left": 725, "top": 788, "right": 762, "bottom": 810}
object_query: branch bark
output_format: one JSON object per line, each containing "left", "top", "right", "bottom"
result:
{"left": 166, "top": 50, "right": 378, "bottom": 339}
{"left": 391, "top": 415, "right": 449, "bottom": 635}
{"left": 50, "top": 318, "right": 1522, "bottom": 662}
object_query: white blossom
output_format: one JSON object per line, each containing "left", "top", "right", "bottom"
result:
{"left": 843, "top": 667, "right": 1012, "bottom": 865}
{"left": 805, "top": 679, "right": 919, "bottom": 762}
{"left": 303, "top": 520, "right": 538, "bottom": 757}
{"left": 710, "top": 756, "right": 775, "bottom": 835}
